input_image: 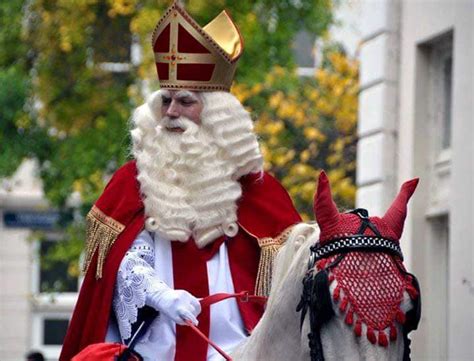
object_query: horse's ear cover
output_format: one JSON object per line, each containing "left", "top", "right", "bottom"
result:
{"left": 313, "top": 171, "right": 339, "bottom": 230}
{"left": 302, "top": 172, "right": 421, "bottom": 360}
{"left": 383, "top": 178, "right": 419, "bottom": 239}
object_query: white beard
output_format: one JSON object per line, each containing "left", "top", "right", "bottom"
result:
{"left": 131, "top": 91, "right": 263, "bottom": 248}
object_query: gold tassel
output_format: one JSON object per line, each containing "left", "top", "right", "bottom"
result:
{"left": 254, "top": 225, "right": 295, "bottom": 297}
{"left": 83, "top": 205, "right": 125, "bottom": 279}
{"left": 255, "top": 242, "right": 280, "bottom": 297}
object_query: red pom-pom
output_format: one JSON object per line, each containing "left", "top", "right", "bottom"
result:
{"left": 339, "top": 297, "right": 348, "bottom": 312}
{"left": 354, "top": 320, "right": 362, "bottom": 337}
{"left": 378, "top": 330, "right": 389, "bottom": 347}
{"left": 396, "top": 310, "right": 406, "bottom": 324}
{"left": 345, "top": 309, "right": 354, "bottom": 325}
{"left": 367, "top": 326, "right": 377, "bottom": 344}
{"left": 333, "top": 285, "right": 341, "bottom": 302}
{"left": 389, "top": 325, "right": 397, "bottom": 341}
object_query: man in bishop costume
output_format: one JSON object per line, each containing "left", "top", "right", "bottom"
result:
{"left": 60, "top": 2, "right": 302, "bottom": 360}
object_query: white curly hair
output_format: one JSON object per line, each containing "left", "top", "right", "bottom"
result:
{"left": 130, "top": 90, "right": 263, "bottom": 247}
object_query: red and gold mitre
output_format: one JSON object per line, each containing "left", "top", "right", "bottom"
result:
{"left": 152, "top": 1, "right": 243, "bottom": 91}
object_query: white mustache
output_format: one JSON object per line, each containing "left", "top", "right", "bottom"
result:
{"left": 160, "top": 117, "right": 198, "bottom": 132}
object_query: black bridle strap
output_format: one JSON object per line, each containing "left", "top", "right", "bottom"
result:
{"left": 310, "top": 235, "right": 403, "bottom": 262}
{"left": 349, "top": 208, "right": 383, "bottom": 237}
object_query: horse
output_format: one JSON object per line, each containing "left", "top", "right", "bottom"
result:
{"left": 231, "top": 222, "right": 319, "bottom": 361}
{"left": 231, "top": 172, "right": 420, "bottom": 361}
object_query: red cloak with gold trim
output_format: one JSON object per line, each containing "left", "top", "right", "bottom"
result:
{"left": 60, "top": 161, "right": 301, "bottom": 361}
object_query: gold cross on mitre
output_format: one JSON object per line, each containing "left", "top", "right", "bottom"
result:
{"left": 151, "top": 0, "right": 243, "bottom": 91}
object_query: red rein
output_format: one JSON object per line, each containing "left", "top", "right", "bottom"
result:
{"left": 185, "top": 291, "right": 267, "bottom": 361}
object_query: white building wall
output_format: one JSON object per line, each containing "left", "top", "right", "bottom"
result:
{"left": 0, "top": 226, "right": 32, "bottom": 359}
{"left": 0, "top": 160, "right": 76, "bottom": 361}
{"left": 0, "top": 160, "right": 46, "bottom": 360}
{"left": 356, "top": 0, "right": 400, "bottom": 219}
{"left": 357, "top": 0, "right": 473, "bottom": 360}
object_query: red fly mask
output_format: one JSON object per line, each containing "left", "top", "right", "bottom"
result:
{"left": 297, "top": 172, "right": 421, "bottom": 361}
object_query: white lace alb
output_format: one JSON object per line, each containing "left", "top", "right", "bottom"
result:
{"left": 113, "top": 231, "right": 166, "bottom": 341}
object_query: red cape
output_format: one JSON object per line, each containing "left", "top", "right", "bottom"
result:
{"left": 60, "top": 161, "right": 301, "bottom": 361}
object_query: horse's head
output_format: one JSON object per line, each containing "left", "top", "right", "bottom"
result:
{"left": 299, "top": 171, "right": 421, "bottom": 354}
{"left": 314, "top": 171, "right": 418, "bottom": 247}
{"left": 270, "top": 223, "right": 320, "bottom": 295}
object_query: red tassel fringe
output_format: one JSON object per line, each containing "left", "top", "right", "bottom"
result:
{"left": 378, "top": 330, "right": 389, "bottom": 347}
{"left": 333, "top": 285, "right": 341, "bottom": 302}
{"left": 351, "top": 319, "right": 397, "bottom": 346}
{"left": 389, "top": 324, "right": 397, "bottom": 341}
{"left": 345, "top": 308, "right": 354, "bottom": 326}
{"left": 396, "top": 309, "right": 406, "bottom": 324}
{"left": 339, "top": 297, "right": 349, "bottom": 312}
{"left": 367, "top": 326, "right": 377, "bottom": 344}
{"left": 354, "top": 320, "right": 362, "bottom": 337}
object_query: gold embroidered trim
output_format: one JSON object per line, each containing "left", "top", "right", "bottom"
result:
{"left": 254, "top": 225, "right": 296, "bottom": 297}
{"left": 83, "top": 205, "right": 125, "bottom": 279}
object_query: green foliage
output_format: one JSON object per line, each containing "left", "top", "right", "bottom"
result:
{"left": 2, "top": 0, "right": 334, "bottom": 208}
{"left": 1, "top": 0, "right": 339, "bottom": 276}
{"left": 36, "top": 226, "right": 84, "bottom": 292}
{"left": 0, "top": 0, "right": 28, "bottom": 67}
{"left": 0, "top": 0, "right": 32, "bottom": 176}
{"left": 38, "top": 221, "right": 85, "bottom": 280}
{"left": 0, "top": 67, "right": 30, "bottom": 176}
{"left": 12, "top": 0, "right": 136, "bottom": 206}
{"left": 128, "top": 0, "right": 333, "bottom": 85}
{"left": 234, "top": 48, "right": 358, "bottom": 219}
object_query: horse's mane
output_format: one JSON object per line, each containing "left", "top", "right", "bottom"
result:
{"left": 268, "top": 223, "right": 320, "bottom": 303}
{"left": 231, "top": 223, "right": 320, "bottom": 360}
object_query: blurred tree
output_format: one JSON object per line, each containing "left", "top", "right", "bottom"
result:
{"left": 1, "top": 0, "right": 334, "bottom": 206}
{"left": 1, "top": 1, "right": 358, "bottom": 277}
{"left": 0, "top": 0, "right": 44, "bottom": 176}
{"left": 234, "top": 47, "right": 359, "bottom": 219}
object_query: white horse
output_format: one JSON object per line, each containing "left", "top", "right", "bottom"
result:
{"left": 232, "top": 172, "right": 420, "bottom": 361}
{"left": 231, "top": 222, "right": 319, "bottom": 361}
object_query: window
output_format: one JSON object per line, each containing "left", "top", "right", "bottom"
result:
{"left": 423, "top": 215, "right": 449, "bottom": 359}
{"left": 31, "top": 235, "right": 79, "bottom": 358}
{"left": 441, "top": 55, "right": 452, "bottom": 149}
{"left": 413, "top": 32, "right": 453, "bottom": 358}
{"left": 293, "top": 30, "right": 317, "bottom": 77}
{"left": 428, "top": 32, "right": 453, "bottom": 154}
{"left": 39, "top": 239, "right": 78, "bottom": 293}
{"left": 31, "top": 313, "right": 72, "bottom": 360}
{"left": 293, "top": 30, "right": 316, "bottom": 68}
{"left": 43, "top": 319, "right": 69, "bottom": 345}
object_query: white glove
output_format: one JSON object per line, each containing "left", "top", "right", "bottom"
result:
{"left": 147, "top": 287, "right": 201, "bottom": 326}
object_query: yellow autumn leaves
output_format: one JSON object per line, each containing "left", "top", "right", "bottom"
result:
{"left": 233, "top": 50, "right": 359, "bottom": 217}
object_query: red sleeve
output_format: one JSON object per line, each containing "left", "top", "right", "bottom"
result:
{"left": 60, "top": 161, "right": 145, "bottom": 361}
